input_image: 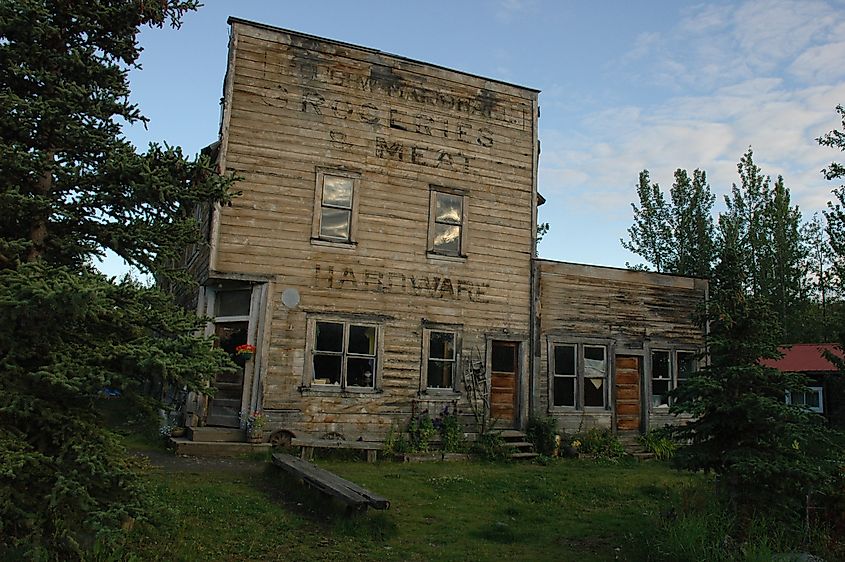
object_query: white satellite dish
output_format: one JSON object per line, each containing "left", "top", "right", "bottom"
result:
{"left": 281, "top": 287, "right": 300, "bottom": 309}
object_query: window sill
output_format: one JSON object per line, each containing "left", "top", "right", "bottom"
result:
{"left": 310, "top": 238, "right": 358, "bottom": 250}
{"left": 299, "top": 385, "right": 382, "bottom": 396}
{"left": 419, "top": 389, "right": 461, "bottom": 400}
{"left": 426, "top": 252, "right": 467, "bottom": 263}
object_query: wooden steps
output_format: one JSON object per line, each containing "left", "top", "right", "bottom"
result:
{"left": 616, "top": 430, "right": 655, "bottom": 461}
{"left": 501, "top": 430, "right": 538, "bottom": 461}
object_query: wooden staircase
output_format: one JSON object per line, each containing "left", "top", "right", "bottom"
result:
{"left": 616, "top": 430, "right": 654, "bottom": 461}
{"left": 500, "top": 429, "right": 538, "bottom": 461}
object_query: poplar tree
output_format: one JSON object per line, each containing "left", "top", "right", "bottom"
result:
{"left": 622, "top": 170, "right": 672, "bottom": 272}
{"left": 622, "top": 168, "right": 714, "bottom": 276}
{"left": 822, "top": 105, "right": 845, "bottom": 294}
{"left": 0, "top": 1, "right": 234, "bottom": 557}
{"left": 668, "top": 168, "right": 715, "bottom": 277}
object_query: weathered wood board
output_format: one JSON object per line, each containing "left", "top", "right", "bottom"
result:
{"left": 272, "top": 453, "right": 390, "bottom": 510}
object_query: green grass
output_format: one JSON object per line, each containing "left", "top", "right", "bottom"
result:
{"left": 105, "top": 456, "right": 703, "bottom": 561}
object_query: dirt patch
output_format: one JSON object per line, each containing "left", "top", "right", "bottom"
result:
{"left": 132, "top": 447, "right": 268, "bottom": 474}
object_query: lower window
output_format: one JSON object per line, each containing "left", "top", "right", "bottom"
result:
{"left": 422, "top": 327, "right": 461, "bottom": 392}
{"left": 650, "top": 349, "right": 697, "bottom": 408}
{"left": 550, "top": 342, "right": 608, "bottom": 409}
{"left": 786, "top": 386, "right": 824, "bottom": 413}
{"left": 310, "top": 319, "right": 378, "bottom": 390}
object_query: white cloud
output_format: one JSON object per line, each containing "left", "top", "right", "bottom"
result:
{"left": 789, "top": 41, "right": 845, "bottom": 84}
{"left": 540, "top": 0, "right": 845, "bottom": 234}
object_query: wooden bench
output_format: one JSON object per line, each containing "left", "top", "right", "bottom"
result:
{"left": 271, "top": 453, "right": 390, "bottom": 511}
{"left": 291, "top": 437, "right": 384, "bottom": 463}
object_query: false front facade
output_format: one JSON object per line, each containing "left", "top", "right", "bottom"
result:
{"left": 178, "top": 18, "right": 707, "bottom": 444}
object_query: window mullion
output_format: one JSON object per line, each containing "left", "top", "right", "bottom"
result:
{"left": 341, "top": 323, "right": 350, "bottom": 389}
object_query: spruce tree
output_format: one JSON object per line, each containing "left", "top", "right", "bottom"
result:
{"left": 671, "top": 215, "right": 842, "bottom": 518}
{"left": 0, "top": 1, "right": 234, "bottom": 557}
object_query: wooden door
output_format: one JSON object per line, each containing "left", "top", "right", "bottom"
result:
{"left": 490, "top": 341, "right": 518, "bottom": 426}
{"left": 614, "top": 355, "right": 642, "bottom": 432}
{"left": 207, "top": 321, "right": 248, "bottom": 427}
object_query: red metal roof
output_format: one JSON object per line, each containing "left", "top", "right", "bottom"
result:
{"left": 760, "top": 343, "right": 843, "bottom": 373}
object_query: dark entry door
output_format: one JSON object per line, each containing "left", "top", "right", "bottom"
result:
{"left": 615, "top": 355, "right": 642, "bottom": 432}
{"left": 490, "top": 341, "right": 518, "bottom": 426}
{"left": 207, "top": 321, "right": 248, "bottom": 427}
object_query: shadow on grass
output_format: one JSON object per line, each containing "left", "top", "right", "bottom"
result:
{"left": 256, "top": 462, "right": 398, "bottom": 542}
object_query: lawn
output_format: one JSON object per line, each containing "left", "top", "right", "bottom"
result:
{"left": 112, "top": 452, "right": 703, "bottom": 562}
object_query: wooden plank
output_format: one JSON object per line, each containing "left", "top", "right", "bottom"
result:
{"left": 291, "top": 438, "right": 384, "bottom": 450}
{"left": 271, "top": 453, "right": 390, "bottom": 509}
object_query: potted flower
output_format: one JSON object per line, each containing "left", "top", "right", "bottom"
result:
{"left": 234, "top": 343, "right": 256, "bottom": 364}
{"left": 246, "top": 410, "right": 267, "bottom": 443}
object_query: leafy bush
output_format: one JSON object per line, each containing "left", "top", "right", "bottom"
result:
{"left": 407, "top": 413, "right": 437, "bottom": 453}
{"left": 435, "top": 408, "right": 465, "bottom": 453}
{"left": 639, "top": 429, "right": 678, "bottom": 460}
{"left": 526, "top": 415, "right": 558, "bottom": 456}
{"left": 578, "top": 428, "right": 625, "bottom": 460}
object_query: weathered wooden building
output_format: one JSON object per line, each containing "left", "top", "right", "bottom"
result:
{"left": 535, "top": 261, "right": 707, "bottom": 436}
{"left": 177, "top": 18, "right": 707, "bottom": 444}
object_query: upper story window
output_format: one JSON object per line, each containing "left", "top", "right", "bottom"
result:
{"left": 549, "top": 342, "right": 609, "bottom": 409}
{"left": 428, "top": 187, "right": 467, "bottom": 257}
{"left": 306, "top": 318, "right": 379, "bottom": 391}
{"left": 312, "top": 169, "right": 359, "bottom": 245}
{"left": 650, "top": 349, "right": 697, "bottom": 409}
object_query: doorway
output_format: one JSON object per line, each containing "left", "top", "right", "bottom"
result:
{"left": 490, "top": 341, "right": 519, "bottom": 426}
{"left": 206, "top": 285, "right": 258, "bottom": 428}
{"left": 614, "top": 355, "right": 642, "bottom": 432}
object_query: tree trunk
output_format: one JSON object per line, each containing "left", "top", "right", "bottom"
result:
{"left": 26, "top": 150, "right": 55, "bottom": 262}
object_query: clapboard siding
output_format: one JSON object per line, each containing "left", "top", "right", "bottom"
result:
{"left": 203, "top": 19, "right": 537, "bottom": 438}
{"left": 536, "top": 260, "right": 707, "bottom": 432}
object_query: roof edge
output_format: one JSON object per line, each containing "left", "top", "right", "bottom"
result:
{"left": 227, "top": 16, "right": 541, "bottom": 95}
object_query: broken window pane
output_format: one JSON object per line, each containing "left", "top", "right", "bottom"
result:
{"left": 322, "top": 175, "right": 353, "bottom": 208}
{"left": 584, "top": 377, "right": 604, "bottom": 407}
{"left": 313, "top": 354, "right": 342, "bottom": 385}
{"left": 651, "top": 351, "right": 670, "bottom": 379}
{"left": 435, "top": 192, "right": 462, "bottom": 224}
{"left": 215, "top": 289, "right": 251, "bottom": 317}
{"left": 429, "top": 331, "right": 455, "bottom": 360}
{"left": 348, "top": 325, "right": 376, "bottom": 355}
{"left": 677, "top": 351, "right": 696, "bottom": 385}
{"left": 347, "top": 357, "right": 376, "bottom": 388}
{"left": 554, "top": 376, "right": 575, "bottom": 407}
{"left": 584, "top": 346, "right": 606, "bottom": 378}
{"left": 554, "top": 345, "right": 576, "bottom": 376}
{"left": 652, "top": 379, "right": 670, "bottom": 407}
{"left": 427, "top": 360, "right": 453, "bottom": 389}
{"left": 320, "top": 207, "right": 351, "bottom": 240}
{"left": 315, "top": 322, "right": 343, "bottom": 352}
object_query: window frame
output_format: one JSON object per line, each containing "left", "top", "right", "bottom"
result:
{"left": 427, "top": 185, "right": 468, "bottom": 258}
{"left": 303, "top": 316, "right": 381, "bottom": 393}
{"left": 421, "top": 324, "right": 463, "bottom": 395}
{"left": 311, "top": 168, "right": 361, "bottom": 246}
{"left": 786, "top": 386, "right": 824, "bottom": 414}
{"left": 547, "top": 338, "right": 611, "bottom": 411}
{"left": 648, "top": 348, "right": 699, "bottom": 411}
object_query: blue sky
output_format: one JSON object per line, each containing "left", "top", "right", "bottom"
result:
{"left": 109, "top": 0, "right": 845, "bottom": 276}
